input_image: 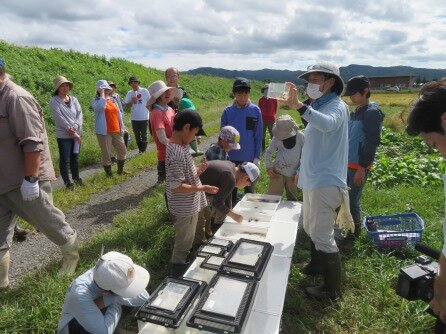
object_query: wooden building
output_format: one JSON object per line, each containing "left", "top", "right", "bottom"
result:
{"left": 368, "top": 75, "right": 416, "bottom": 90}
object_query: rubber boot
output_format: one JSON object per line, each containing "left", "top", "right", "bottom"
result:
{"left": 354, "top": 221, "right": 361, "bottom": 238}
{"left": 14, "top": 225, "right": 29, "bottom": 242}
{"left": 59, "top": 231, "right": 79, "bottom": 275}
{"left": 301, "top": 241, "right": 323, "bottom": 276}
{"left": 117, "top": 160, "right": 128, "bottom": 175}
{"left": 140, "top": 141, "right": 148, "bottom": 153}
{"left": 305, "top": 251, "right": 342, "bottom": 301}
{"left": 170, "top": 262, "right": 190, "bottom": 278}
{"left": 103, "top": 165, "right": 113, "bottom": 177}
{"left": 0, "top": 250, "right": 10, "bottom": 289}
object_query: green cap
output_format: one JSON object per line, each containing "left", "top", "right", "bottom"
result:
{"left": 178, "top": 98, "right": 196, "bottom": 111}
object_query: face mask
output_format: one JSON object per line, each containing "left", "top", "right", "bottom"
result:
{"left": 306, "top": 82, "right": 324, "bottom": 100}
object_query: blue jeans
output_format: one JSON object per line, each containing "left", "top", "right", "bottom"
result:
{"left": 347, "top": 168, "right": 370, "bottom": 223}
{"left": 57, "top": 138, "right": 80, "bottom": 185}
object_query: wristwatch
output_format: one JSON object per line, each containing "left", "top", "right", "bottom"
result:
{"left": 24, "top": 176, "right": 39, "bottom": 183}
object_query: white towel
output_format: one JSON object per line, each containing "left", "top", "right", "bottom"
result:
{"left": 336, "top": 188, "right": 355, "bottom": 234}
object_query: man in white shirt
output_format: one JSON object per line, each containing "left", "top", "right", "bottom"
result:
{"left": 124, "top": 76, "right": 150, "bottom": 153}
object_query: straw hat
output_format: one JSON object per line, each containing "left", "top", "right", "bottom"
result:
{"left": 53, "top": 75, "right": 73, "bottom": 91}
{"left": 147, "top": 80, "right": 174, "bottom": 105}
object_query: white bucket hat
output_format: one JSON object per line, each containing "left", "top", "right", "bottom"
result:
{"left": 147, "top": 80, "right": 174, "bottom": 105}
{"left": 96, "top": 79, "right": 112, "bottom": 91}
{"left": 299, "top": 61, "right": 344, "bottom": 96}
{"left": 93, "top": 251, "right": 150, "bottom": 298}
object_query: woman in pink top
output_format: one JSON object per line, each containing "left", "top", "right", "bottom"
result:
{"left": 147, "top": 80, "right": 176, "bottom": 183}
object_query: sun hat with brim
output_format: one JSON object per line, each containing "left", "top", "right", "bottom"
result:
{"left": 147, "top": 80, "right": 174, "bottom": 106}
{"left": 107, "top": 80, "right": 116, "bottom": 88}
{"left": 53, "top": 76, "right": 73, "bottom": 91}
{"left": 128, "top": 76, "right": 140, "bottom": 84}
{"left": 299, "top": 61, "right": 344, "bottom": 96}
{"left": 93, "top": 251, "right": 150, "bottom": 298}
{"left": 96, "top": 79, "right": 112, "bottom": 90}
{"left": 241, "top": 162, "right": 260, "bottom": 182}
{"left": 272, "top": 115, "right": 298, "bottom": 141}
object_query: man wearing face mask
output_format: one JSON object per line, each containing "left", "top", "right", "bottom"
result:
{"left": 286, "top": 61, "right": 349, "bottom": 301}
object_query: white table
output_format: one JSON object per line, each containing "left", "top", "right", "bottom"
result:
{"left": 138, "top": 200, "right": 301, "bottom": 334}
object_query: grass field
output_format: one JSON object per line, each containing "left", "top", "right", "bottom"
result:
{"left": 0, "top": 41, "right": 441, "bottom": 333}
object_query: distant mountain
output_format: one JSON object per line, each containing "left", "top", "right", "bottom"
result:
{"left": 186, "top": 65, "right": 446, "bottom": 84}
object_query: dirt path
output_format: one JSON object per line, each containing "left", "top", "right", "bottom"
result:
{"left": 9, "top": 133, "right": 219, "bottom": 286}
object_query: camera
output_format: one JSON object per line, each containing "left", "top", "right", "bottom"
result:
{"left": 396, "top": 254, "right": 438, "bottom": 303}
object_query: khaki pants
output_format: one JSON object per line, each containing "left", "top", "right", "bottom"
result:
{"left": 267, "top": 174, "right": 298, "bottom": 201}
{"left": 0, "top": 181, "right": 75, "bottom": 251}
{"left": 302, "top": 186, "right": 342, "bottom": 253}
{"left": 96, "top": 132, "right": 127, "bottom": 166}
{"left": 171, "top": 214, "right": 198, "bottom": 264}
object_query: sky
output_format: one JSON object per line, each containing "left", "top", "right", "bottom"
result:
{"left": 1, "top": 0, "right": 445, "bottom": 71}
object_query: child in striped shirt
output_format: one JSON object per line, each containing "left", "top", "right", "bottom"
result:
{"left": 166, "top": 110, "right": 219, "bottom": 277}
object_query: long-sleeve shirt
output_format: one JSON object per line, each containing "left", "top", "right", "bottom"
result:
{"left": 49, "top": 95, "right": 83, "bottom": 138}
{"left": 57, "top": 269, "right": 149, "bottom": 334}
{"left": 348, "top": 102, "right": 384, "bottom": 169}
{"left": 199, "top": 160, "right": 236, "bottom": 215}
{"left": 264, "top": 132, "right": 305, "bottom": 177}
{"left": 258, "top": 96, "right": 278, "bottom": 122}
{"left": 0, "top": 76, "right": 55, "bottom": 194}
{"left": 91, "top": 96, "right": 125, "bottom": 136}
{"left": 298, "top": 92, "right": 349, "bottom": 190}
{"left": 221, "top": 101, "right": 263, "bottom": 162}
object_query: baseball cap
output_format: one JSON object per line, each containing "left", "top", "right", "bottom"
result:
{"left": 233, "top": 77, "right": 251, "bottom": 91}
{"left": 344, "top": 75, "right": 370, "bottom": 96}
{"left": 219, "top": 126, "right": 240, "bottom": 150}
{"left": 0, "top": 58, "right": 5, "bottom": 68}
{"left": 93, "top": 251, "right": 150, "bottom": 298}
{"left": 299, "top": 61, "right": 344, "bottom": 96}
{"left": 272, "top": 115, "right": 298, "bottom": 141}
{"left": 96, "top": 79, "right": 112, "bottom": 90}
{"left": 128, "top": 76, "right": 140, "bottom": 84}
{"left": 241, "top": 162, "right": 260, "bottom": 182}
{"left": 178, "top": 98, "right": 196, "bottom": 111}
{"left": 174, "top": 109, "right": 207, "bottom": 136}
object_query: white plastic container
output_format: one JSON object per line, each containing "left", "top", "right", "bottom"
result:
{"left": 266, "top": 83, "right": 290, "bottom": 100}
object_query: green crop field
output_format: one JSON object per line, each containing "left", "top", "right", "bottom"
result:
{"left": 0, "top": 41, "right": 442, "bottom": 333}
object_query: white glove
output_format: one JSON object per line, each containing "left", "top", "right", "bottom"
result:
{"left": 253, "top": 158, "right": 260, "bottom": 166}
{"left": 335, "top": 188, "right": 355, "bottom": 234}
{"left": 20, "top": 179, "right": 40, "bottom": 201}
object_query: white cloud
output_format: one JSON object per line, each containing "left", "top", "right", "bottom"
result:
{"left": 0, "top": 0, "right": 445, "bottom": 71}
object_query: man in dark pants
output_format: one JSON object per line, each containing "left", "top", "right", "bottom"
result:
{"left": 124, "top": 76, "right": 150, "bottom": 153}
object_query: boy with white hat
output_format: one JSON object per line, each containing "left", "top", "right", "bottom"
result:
{"left": 264, "top": 115, "right": 304, "bottom": 201}
{"left": 57, "top": 251, "right": 150, "bottom": 334}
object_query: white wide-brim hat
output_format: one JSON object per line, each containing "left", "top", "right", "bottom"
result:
{"left": 147, "top": 80, "right": 174, "bottom": 105}
{"left": 299, "top": 61, "right": 344, "bottom": 96}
